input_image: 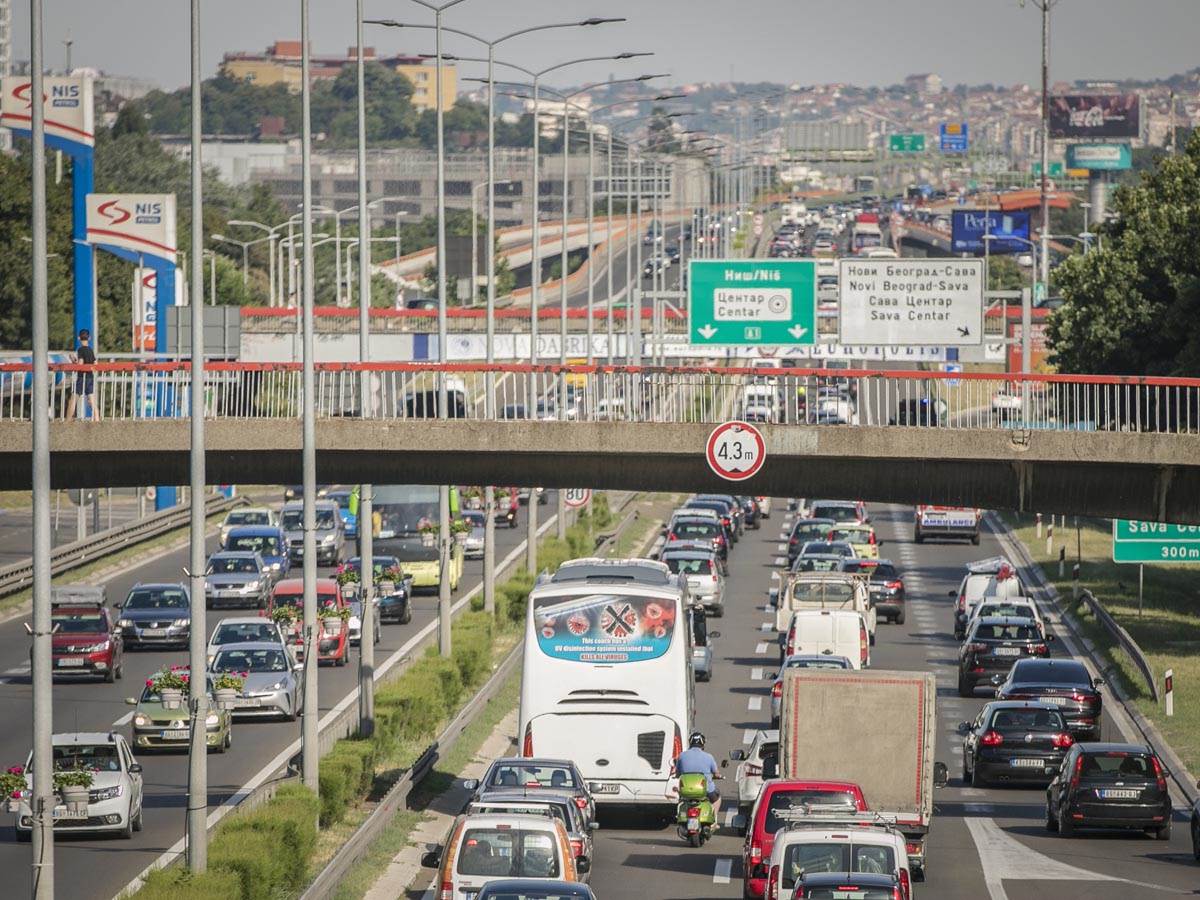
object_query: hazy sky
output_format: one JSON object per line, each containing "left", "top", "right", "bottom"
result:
{"left": 11, "top": 0, "right": 1200, "bottom": 93}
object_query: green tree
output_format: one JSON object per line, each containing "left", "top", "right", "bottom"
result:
{"left": 987, "top": 256, "right": 1026, "bottom": 291}
{"left": 1047, "top": 131, "right": 1200, "bottom": 376}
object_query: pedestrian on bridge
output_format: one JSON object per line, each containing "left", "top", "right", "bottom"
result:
{"left": 65, "top": 329, "right": 99, "bottom": 422}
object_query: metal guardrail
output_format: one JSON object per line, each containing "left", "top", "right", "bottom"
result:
{"left": 0, "top": 493, "right": 246, "bottom": 598}
{"left": 1077, "top": 588, "right": 1159, "bottom": 702}
{"left": 300, "top": 640, "right": 524, "bottom": 900}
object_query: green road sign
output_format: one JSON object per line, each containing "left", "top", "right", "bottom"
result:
{"left": 889, "top": 134, "right": 926, "bottom": 153}
{"left": 1034, "top": 281, "right": 1047, "bottom": 303}
{"left": 1031, "top": 161, "right": 1064, "bottom": 177}
{"left": 1112, "top": 520, "right": 1200, "bottom": 564}
{"left": 688, "top": 259, "right": 816, "bottom": 345}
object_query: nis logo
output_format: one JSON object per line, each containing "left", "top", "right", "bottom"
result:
{"left": 50, "top": 84, "right": 80, "bottom": 109}
{"left": 98, "top": 199, "right": 163, "bottom": 227}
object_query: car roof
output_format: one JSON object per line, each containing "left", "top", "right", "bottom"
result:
{"left": 51, "top": 732, "right": 121, "bottom": 745}
{"left": 477, "top": 881, "right": 590, "bottom": 896}
{"left": 213, "top": 616, "right": 278, "bottom": 626}
{"left": 456, "top": 812, "right": 563, "bottom": 832}
{"left": 226, "top": 525, "right": 284, "bottom": 535}
{"left": 129, "top": 582, "right": 186, "bottom": 591}
{"left": 1075, "top": 742, "right": 1154, "bottom": 755}
{"left": 973, "top": 615, "right": 1039, "bottom": 627}
{"left": 209, "top": 550, "right": 260, "bottom": 559}
{"left": 274, "top": 577, "right": 338, "bottom": 591}
{"left": 488, "top": 756, "right": 576, "bottom": 769}
{"left": 983, "top": 700, "right": 1067, "bottom": 712}
{"left": 549, "top": 558, "right": 673, "bottom": 586}
{"left": 228, "top": 506, "right": 273, "bottom": 514}
{"left": 475, "top": 788, "right": 578, "bottom": 804}
{"left": 1010, "top": 658, "right": 1088, "bottom": 676}
{"left": 801, "top": 872, "right": 898, "bottom": 887}
{"left": 212, "top": 640, "right": 285, "bottom": 653}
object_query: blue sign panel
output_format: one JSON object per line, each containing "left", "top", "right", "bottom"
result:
{"left": 951, "top": 210, "right": 1031, "bottom": 254}
{"left": 533, "top": 593, "right": 677, "bottom": 664}
{"left": 940, "top": 122, "right": 969, "bottom": 153}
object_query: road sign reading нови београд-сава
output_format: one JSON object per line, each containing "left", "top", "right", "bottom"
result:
{"left": 1112, "top": 520, "right": 1200, "bottom": 564}
{"left": 688, "top": 259, "right": 816, "bottom": 345}
{"left": 838, "top": 258, "right": 983, "bottom": 346}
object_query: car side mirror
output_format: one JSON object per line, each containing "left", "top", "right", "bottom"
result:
{"left": 125, "top": 697, "right": 137, "bottom": 706}
{"left": 720, "top": 759, "right": 729, "bottom": 769}
{"left": 462, "top": 779, "right": 479, "bottom": 791}
{"left": 709, "top": 631, "right": 721, "bottom": 640}
{"left": 128, "top": 763, "right": 143, "bottom": 774}
{"left": 1093, "top": 677, "right": 1104, "bottom": 686}
{"left": 956, "top": 722, "right": 970, "bottom": 735}
{"left": 1045, "top": 634, "right": 1056, "bottom": 642}
{"left": 947, "top": 590, "right": 956, "bottom": 598}
{"left": 575, "top": 855, "right": 591, "bottom": 875}
{"left": 728, "top": 749, "right": 747, "bottom": 761}
{"left": 588, "top": 821, "right": 600, "bottom": 831}
{"left": 420, "top": 845, "right": 442, "bottom": 868}
{"left": 933, "top": 762, "right": 949, "bottom": 788}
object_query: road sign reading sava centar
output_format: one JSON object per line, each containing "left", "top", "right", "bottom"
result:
{"left": 688, "top": 259, "right": 816, "bottom": 345}
{"left": 1112, "top": 520, "right": 1200, "bottom": 564}
{"left": 838, "top": 258, "right": 984, "bottom": 346}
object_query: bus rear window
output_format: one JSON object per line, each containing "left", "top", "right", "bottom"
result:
{"left": 532, "top": 593, "right": 677, "bottom": 663}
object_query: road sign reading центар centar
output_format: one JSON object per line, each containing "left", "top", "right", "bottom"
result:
{"left": 688, "top": 259, "right": 816, "bottom": 346}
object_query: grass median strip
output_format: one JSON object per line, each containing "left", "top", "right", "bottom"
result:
{"left": 1004, "top": 512, "right": 1200, "bottom": 773}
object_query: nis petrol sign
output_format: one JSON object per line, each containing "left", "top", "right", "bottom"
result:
{"left": 0, "top": 75, "right": 95, "bottom": 148}
{"left": 86, "top": 194, "right": 178, "bottom": 264}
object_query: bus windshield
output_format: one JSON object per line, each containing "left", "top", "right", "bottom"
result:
{"left": 531, "top": 592, "right": 678, "bottom": 663}
{"left": 373, "top": 486, "right": 458, "bottom": 538}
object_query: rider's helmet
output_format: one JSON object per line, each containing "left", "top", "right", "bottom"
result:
{"left": 688, "top": 731, "right": 706, "bottom": 749}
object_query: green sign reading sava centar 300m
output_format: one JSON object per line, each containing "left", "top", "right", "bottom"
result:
{"left": 687, "top": 259, "right": 816, "bottom": 346}
{"left": 1112, "top": 519, "right": 1200, "bottom": 564}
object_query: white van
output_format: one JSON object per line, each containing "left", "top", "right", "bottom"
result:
{"left": 783, "top": 609, "right": 869, "bottom": 669}
{"left": 774, "top": 572, "right": 875, "bottom": 646}
{"left": 742, "top": 384, "right": 779, "bottom": 417}
{"left": 950, "top": 557, "right": 1026, "bottom": 639}
{"left": 766, "top": 818, "right": 912, "bottom": 900}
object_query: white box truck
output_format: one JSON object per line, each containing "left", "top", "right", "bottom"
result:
{"left": 778, "top": 667, "right": 947, "bottom": 875}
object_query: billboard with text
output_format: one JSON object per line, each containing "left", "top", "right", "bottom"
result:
{"left": 951, "top": 210, "right": 1031, "bottom": 255}
{"left": 86, "top": 194, "right": 177, "bottom": 265}
{"left": 1049, "top": 94, "right": 1140, "bottom": 139}
{"left": 0, "top": 74, "right": 95, "bottom": 148}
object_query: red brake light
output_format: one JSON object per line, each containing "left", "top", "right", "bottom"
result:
{"left": 980, "top": 730, "right": 1003, "bottom": 747}
{"left": 886, "top": 580, "right": 903, "bottom": 590}
{"left": 439, "top": 883, "right": 454, "bottom": 900}
{"left": 1069, "top": 753, "right": 1084, "bottom": 790}
{"left": 522, "top": 723, "right": 533, "bottom": 757}
{"left": 687, "top": 806, "right": 701, "bottom": 818}
{"left": 956, "top": 594, "right": 966, "bottom": 612}
{"left": 904, "top": 840, "right": 921, "bottom": 856}
{"left": 899, "top": 867, "right": 911, "bottom": 900}
{"left": 672, "top": 725, "right": 683, "bottom": 763}
{"left": 570, "top": 838, "right": 583, "bottom": 857}
{"left": 789, "top": 537, "right": 798, "bottom": 545}
{"left": 573, "top": 796, "right": 587, "bottom": 809}
{"left": 966, "top": 642, "right": 988, "bottom": 653}
{"left": 772, "top": 681, "right": 783, "bottom": 698}
{"left": 860, "top": 623, "right": 868, "bottom": 664}
{"left": 1051, "top": 733, "right": 1074, "bottom": 749}
{"left": 1030, "top": 643, "right": 1049, "bottom": 656}
{"left": 668, "top": 532, "right": 677, "bottom": 541}
{"left": 745, "top": 764, "right": 762, "bottom": 777}
{"left": 1151, "top": 755, "right": 1167, "bottom": 792}
{"left": 767, "top": 866, "right": 780, "bottom": 900}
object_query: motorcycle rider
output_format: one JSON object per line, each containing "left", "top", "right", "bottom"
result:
{"left": 673, "top": 730, "right": 721, "bottom": 816}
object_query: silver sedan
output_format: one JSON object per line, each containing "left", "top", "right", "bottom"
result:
{"left": 208, "top": 642, "right": 302, "bottom": 720}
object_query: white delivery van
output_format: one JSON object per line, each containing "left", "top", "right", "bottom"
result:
{"left": 783, "top": 608, "right": 869, "bottom": 669}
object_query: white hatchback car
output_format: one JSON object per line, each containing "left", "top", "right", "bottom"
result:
{"left": 218, "top": 506, "right": 278, "bottom": 548}
{"left": 15, "top": 732, "right": 144, "bottom": 840}
{"left": 727, "top": 729, "right": 779, "bottom": 809}
{"left": 766, "top": 818, "right": 913, "bottom": 900}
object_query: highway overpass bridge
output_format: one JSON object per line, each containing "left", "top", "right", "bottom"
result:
{"left": 2, "top": 363, "right": 1198, "bottom": 524}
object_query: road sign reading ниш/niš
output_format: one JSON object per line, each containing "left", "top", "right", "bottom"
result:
{"left": 688, "top": 259, "right": 816, "bottom": 345}
{"left": 837, "top": 258, "right": 983, "bottom": 346}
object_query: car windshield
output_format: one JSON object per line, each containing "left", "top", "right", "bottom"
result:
{"left": 794, "top": 557, "right": 842, "bottom": 572}
{"left": 664, "top": 556, "right": 713, "bottom": 576}
{"left": 463, "top": 511, "right": 486, "bottom": 527}
{"left": 990, "top": 708, "right": 1066, "bottom": 732}
{"left": 52, "top": 744, "right": 121, "bottom": 773}
{"left": 212, "top": 648, "right": 289, "bottom": 673}
{"left": 282, "top": 509, "right": 336, "bottom": 530}
{"left": 212, "top": 623, "right": 278, "bottom": 645}
{"left": 329, "top": 494, "right": 352, "bottom": 511}
{"left": 478, "top": 892, "right": 586, "bottom": 900}
{"left": 788, "top": 581, "right": 856, "bottom": 605}
{"left": 802, "top": 542, "right": 853, "bottom": 558}
{"left": 765, "top": 790, "right": 861, "bottom": 833}
{"left": 456, "top": 828, "right": 560, "bottom": 878}
{"left": 785, "top": 657, "right": 850, "bottom": 670}
{"left": 674, "top": 522, "right": 719, "bottom": 540}
{"left": 811, "top": 505, "right": 860, "bottom": 523}
{"left": 972, "top": 622, "right": 1040, "bottom": 641}
{"left": 51, "top": 613, "right": 106, "bottom": 633}
{"left": 844, "top": 561, "right": 897, "bottom": 580}
{"left": 977, "top": 604, "right": 1034, "bottom": 620}
{"left": 228, "top": 534, "right": 281, "bottom": 556}
{"left": 1079, "top": 752, "right": 1154, "bottom": 781}
{"left": 209, "top": 557, "right": 259, "bottom": 574}
{"left": 487, "top": 762, "right": 577, "bottom": 791}
{"left": 226, "top": 510, "right": 270, "bottom": 526}
{"left": 792, "top": 521, "right": 835, "bottom": 542}
{"left": 124, "top": 588, "right": 187, "bottom": 610}
{"left": 1012, "top": 661, "right": 1090, "bottom": 685}
{"left": 781, "top": 843, "right": 895, "bottom": 888}
{"left": 829, "top": 527, "right": 870, "bottom": 543}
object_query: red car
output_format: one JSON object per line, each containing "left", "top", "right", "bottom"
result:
{"left": 50, "top": 586, "right": 124, "bottom": 682}
{"left": 267, "top": 578, "right": 349, "bottom": 666}
{"left": 742, "top": 779, "right": 868, "bottom": 899}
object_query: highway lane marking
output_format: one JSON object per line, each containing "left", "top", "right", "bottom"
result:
{"left": 778, "top": 531, "right": 789, "bottom": 540}
{"left": 723, "top": 808, "right": 738, "bottom": 828}
{"left": 748, "top": 696, "right": 762, "bottom": 711}
{"left": 751, "top": 667, "right": 764, "bottom": 681}
{"left": 742, "top": 730, "right": 755, "bottom": 744}
{"left": 949, "top": 745, "right": 963, "bottom": 755}
{"left": 755, "top": 642, "right": 769, "bottom": 655}
{"left": 773, "top": 556, "right": 786, "bottom": 566}
{"left": 760, "top": 622, "right": 773, "bottom": 631}
{"left": 713, "top": 858, "right": 733, "bottom": 884}
{"left": 775, "top": 543, "right": 787, "bottom": 552}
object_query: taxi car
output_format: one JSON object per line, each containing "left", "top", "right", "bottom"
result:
{"left": 827, "top": 523, "right": 880, "bottom": 559}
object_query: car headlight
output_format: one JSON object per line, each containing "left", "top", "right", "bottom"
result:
{"left": 321, "top": 534, "right": 336, "bottom": 545}
{"left": 91, "top": 785, "right": 122, "bottom": 802}
{"left": 118, "top": 619, "right": 134, "bottom": 630}
{"left": 133, "top": 714, "right": 150, "bottom": 728}
{"left": 173, "top": 618, "right": 190, "bottom": 628}
{"left": 83, "top": 641, "right": 109, "bottom": 653}
{"left": 205, "top": 713, "right": 220, "bottom": 727}
{"left": 242, "top": 581, "right": 260, "bottom": 592}
{"left": 268, "top": 680, "right": 287, "bottom": 691}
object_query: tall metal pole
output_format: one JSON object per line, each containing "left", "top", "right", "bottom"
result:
{"left": 300, "top": 0, "right": 320, "bottom": 791}
{"left": 526, "top": 76, "right": 540, "bottom": 573}
{"left": 483, "top": 43, "right": 497, "bottom": 613}
{"left": 268, "top": 233, "right": 277, "bottom": 305}
{"left": 556, "top": 103, "right": 570, "bottom": 541}
{"left": 29, "top": 0, "right": 54, "bottom": 892}
{"left": 586, "top": 121, "right": 596, "bottom": 365}
{"left": 355, "top": 0, "right": 375, "bottom": 735}
{"left": 185, "top": 0, "right": 209, "bottom": 871}
{"left": 435, "top": 6, "right": 452, "bottom": 657}
{"left": 1038, "top": 0, "right": 1051, "bottom": 293}
{"left": 605, "top": 130, "right": 615, "bottom": 364}
{"left": 624, "top": 141, "right": 633, "bottom": 364}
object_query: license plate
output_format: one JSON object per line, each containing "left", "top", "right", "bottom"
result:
{"left": 1010, "top": 758, "right": 1045, "bottom": 768}
{"left": 235, "top": 698, "right": 261, "bottom": 708}
{"left": 686, "top": 817, "right": 700, "bottom": 832}
{"left": 1039, "top": 696, "right": 1067, "bottom": 705}
{"left": 56, "top": 658, "right": 85, "bottom": 667}
{"left": 161, "top": 729, "right": 189, "bottom": 740}
{"left": 52, "top": 807, "right": 86, "bottom": 820}
{"left": 592, "top": 783, "right": 620, "bottom": 794}
{"left": 1098, "top": 788, "right": 1140, "bottom": 799}
{"left": 992, "top": 647, "right": 1021, "bottom": 656}
{"left": 141, "top": 628, "right": 167, "bottom": 637}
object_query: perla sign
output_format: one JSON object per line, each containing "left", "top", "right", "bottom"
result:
{"left": 86, "top": 194, "right": 178, "bottom": 265}
{"left": 0, "top": 74, "right": 95, "bottom": 148}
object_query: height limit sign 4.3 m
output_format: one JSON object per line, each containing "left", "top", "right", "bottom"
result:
{"left": 688, "top": 259, "right": 816, "bottom": 345}
{"left": 706, "top": 421, "right": 766, "bottom": 482}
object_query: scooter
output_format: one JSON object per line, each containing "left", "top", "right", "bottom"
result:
{"left": 675, "top": 773, "right": 718, "bottom": 847}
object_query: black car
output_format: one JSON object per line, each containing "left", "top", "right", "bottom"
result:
{"left": 666, "top": 517, "right": 728, "bottom": 565}
{"left": 115, "top": 583, "right": 191, "bottom": 649}
{"left": 795, "top": 872, "right": 902, "bottom": 899}
{"left": 735, "top": 496, "right": 761, "bottom": 530}
{"left": 1046, "top": 743, "right": 1172, "bottom": 839}
{"left": 787, "top": 517, "right": 836, "bottom": 564}
{"left": 995, "top": 658, "right": 1103, "bottom": 741}
{"left": 958, "top": 616, "right": 1051, "bottom": 697}
{"left": 665, "top": 243, "right": 681, "bottom": 263}
{"left": 694, "top": 494, "right": 746, "bottom": 534}
{"left": 685, "top": 499, "right": 740, "bottom": 542}
{"left": 841, "top": 558, "right": 906, "bottom": 624}
{"left": 959, "top": 701, "right": 1074, "bottom": 787}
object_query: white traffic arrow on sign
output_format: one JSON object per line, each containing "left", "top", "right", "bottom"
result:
{"left": 563, "top": 488, "right": 592, "bottom": 509}
{"left": 706, "top": 421, "right": 767, "bottom": 482}
{"left": 787, "top": 325, "right": 807, "bottom": 340}
{"left": 697, "top": 324, "right": 718, "bottom": 340}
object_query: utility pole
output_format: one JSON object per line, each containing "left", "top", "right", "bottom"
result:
{"left": 354, "top": 0, "right": 376, "bottom": 736}
{"left": 1034, "top": 0, "right": 1056, "bottom": 294}
{"left": 29, "top": 0, "right": 54, "bottom": 892}
{"left": 185, "top": 0, "right": 209, "bottom": 872}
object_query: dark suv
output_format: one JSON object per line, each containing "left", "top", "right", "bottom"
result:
{"left": 995, "top": 658, "right": 1102, "bottom": 741}
{"left": 1046, "top": 743, "right": 1172, "bottom": 839}
{"left": 958, "top": 616, "right": 1050, "bottom": 696}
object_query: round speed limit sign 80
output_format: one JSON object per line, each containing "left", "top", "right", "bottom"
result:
{"left": 705, "top": 421, "right": 766, "bottom": 482}
{"left": 563, "top": 487, "right": 592, "bottom": 509}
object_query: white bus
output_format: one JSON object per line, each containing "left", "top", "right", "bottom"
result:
{"left": 519, "top": 558, "right": 694, "bottom": 812}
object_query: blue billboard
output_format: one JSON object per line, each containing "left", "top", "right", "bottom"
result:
{"left": 940, "top": 122, "right": 969, "bottom": 153}
{"left": 951, "top": 210, "right": 1031, "bottom": 255}
{"left": 533, "top": 593, "right": 677, "bottom": 663}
